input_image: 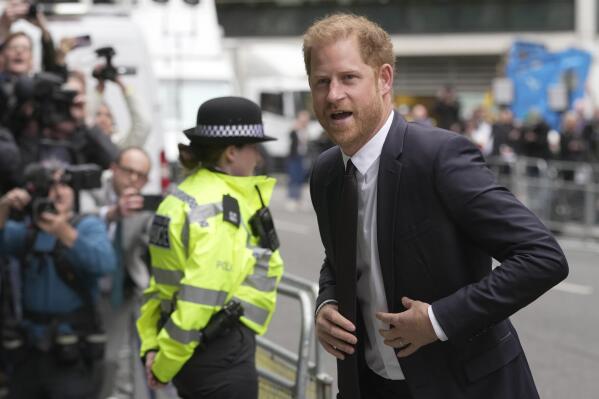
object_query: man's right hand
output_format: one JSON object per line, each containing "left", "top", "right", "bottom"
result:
{"left": 108, "top": 188, "right": 143, "bottom": 222}
{"left": 0, "top": 188, "right": 30, "bottom": 212}
{"left": 315, "top": 303, "right": 357, "bottom": 360}
{"left": 144, "top": 351, "right": 166, "bottom": 390}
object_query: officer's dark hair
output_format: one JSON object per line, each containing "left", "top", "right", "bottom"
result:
{"left": 178, "top": 143, "right": 243, "bottom": 171}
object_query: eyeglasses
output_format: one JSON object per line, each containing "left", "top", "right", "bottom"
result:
{"left": 117, "top": 164, "right": 148, "bottom": 180}
{"left": 5, "top": 44, "right": 31, "bottom": 52}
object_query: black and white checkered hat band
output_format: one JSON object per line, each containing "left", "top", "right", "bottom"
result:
{"left": 196, "top": 124, "right": 264, "bottom": 138}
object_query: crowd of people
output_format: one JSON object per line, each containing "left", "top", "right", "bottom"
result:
{"left": 400, "top": 88, "right": 599, "bottom": 172}
{"left": 0, "top": 1, "right": 154, "bottom": 398}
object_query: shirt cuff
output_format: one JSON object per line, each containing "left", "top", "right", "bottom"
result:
{"left": 315, "top": 299, "right": 338, "bottom": 319}
{"left": 428, "top": 304, "right": 448, "bottom": 341}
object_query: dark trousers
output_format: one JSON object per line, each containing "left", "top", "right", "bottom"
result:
{"left": 173, "top": 324, "right": 258, "bottom": 399}
{"left": 8, "top": 349, "right": 102, "bottom": 399}
{"left": 358, "top": 366, "right": 413, "bottom": 399}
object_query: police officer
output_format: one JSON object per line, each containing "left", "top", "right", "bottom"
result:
{"left": 136, "top": 96, "right": 284, "bottom": 399}
{"left": 0, "top": 160, "right": 117, "bottom": 399}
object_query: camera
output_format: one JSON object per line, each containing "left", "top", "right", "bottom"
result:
{"left": 22, "top": 162, "right": 102, "bottom": 222}
{"left": 27, "top": 2, "right": 38, "bottom": 19}
{"left": 13, "top": 72, "right": 77, "bottom": 129}
{"left": 92, "top": 47, "right": 137, "bottom": 81}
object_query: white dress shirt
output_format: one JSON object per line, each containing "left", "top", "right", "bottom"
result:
{"left": 338, "top": 111, "right": 447, "bottom": 380}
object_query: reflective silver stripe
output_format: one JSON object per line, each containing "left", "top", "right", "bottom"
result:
{"left": 169, "top": 187, "right": 199, "bottom": 209}
{"left": 188, "top": 202, "right": 223, "bottom": 225}
{"left": 178, "top": 285, "right": 228, "bottom": 307}
{"left": 235, "top": 298, "right": 270, "bottom": 326}
{"left": 160, "top": 300, "right": 174, "bottom": 314}
{"left": 169, "top": 187, "right": 223, "bottom": 225}
{"left": 252, "top": 247, "right": 272, "bottom": 268}
{"left": 164, "top": 319, "right": 201, "bottom": 345}
{"left": 243, "top": 274, "right": 278, "bottom": 292}
{"left": 153, "top": 268, "right": 184, "bottom": 286}
{"left": 242, "top": 247, "right": 276, "bottom": 292}
{"left": 143, "top": 292, "right": 158, "bottom": 305}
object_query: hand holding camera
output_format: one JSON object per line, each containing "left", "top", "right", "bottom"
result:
{"left": 1, "top": 0, "right": 30, "bottom": 25}
{"left": 0, "top": 188, "right": 31, "bottom": 214}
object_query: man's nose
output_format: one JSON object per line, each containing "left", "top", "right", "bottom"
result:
{"left": 326, "top": 80, "right": 345, "bottom": 103}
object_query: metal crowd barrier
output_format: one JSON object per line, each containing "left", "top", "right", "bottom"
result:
{"left": 486, "top": 156, "right": 599, "bottom": 240}
{"left": 256, "top": 273, "right": 333, "bottom": 399}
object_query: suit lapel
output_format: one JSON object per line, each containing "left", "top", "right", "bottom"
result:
{"left": 377, "top": 112, "right": 407, "bottom": 312}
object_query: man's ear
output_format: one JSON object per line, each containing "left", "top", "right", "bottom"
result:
{"left": 110, "top": 162, "right": 117, "bottom": 174}
{"left": 378, "top": 63, "right": 394, "bottom": 96}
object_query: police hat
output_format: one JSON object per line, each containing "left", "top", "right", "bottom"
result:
{"left": 183, "top": 96, "right": 276, "bottom": 144}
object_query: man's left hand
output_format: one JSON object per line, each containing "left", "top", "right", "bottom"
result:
{"left": 376, "top": 297, "right": 438, "bottom": 358}
{"left": 37, "top": 212, "right": 78, "bottom": 247}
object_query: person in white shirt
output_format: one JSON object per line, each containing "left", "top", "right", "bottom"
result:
{"left": 305, "top": 14, "right": 567, "bottom": 399}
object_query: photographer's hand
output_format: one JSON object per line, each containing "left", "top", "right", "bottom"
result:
{"left": 0, "top": 0, "right": 28, "bottom": 40}
{"left": 37, "top": 212, "right": 78, "bottom": 248}
{"left": 119, "top": 188, "right": 143, "bottom": 217}
{"left": 0, "top": 188, "right": 30, "bottom": 229}
{"left": 107, "top": 188, "right": 143, "bottom": 222}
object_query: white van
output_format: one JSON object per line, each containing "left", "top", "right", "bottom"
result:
{"left": 227, "top": 41, "right": 322, "bottom": 169}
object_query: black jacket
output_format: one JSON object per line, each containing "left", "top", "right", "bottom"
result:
{"left": 310, "top": 112, "right": 568, "bottom": 399}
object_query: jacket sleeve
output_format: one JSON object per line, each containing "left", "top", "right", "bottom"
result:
{"left": 137, "top": 276, "right": 162, "bottom": 357}
{"left": 136, "top": 199, "right": 187, "bottom": 359}
{"left": 0, "top": 221, "right": 27, "bottom": 255}
{"left": 430, "top": 134, "right": 568, "bottom": 341}
{"left": 114, "top": 89, "right": 151, "bottom": 148}
{"left": 310, "top": 157, "right": 337, "bottom": 310}
{"left": 150, "top": 219, "right": 230, "bottom": 383}
{"left": 64, "top": 216, "right": 116, "bottom": 276}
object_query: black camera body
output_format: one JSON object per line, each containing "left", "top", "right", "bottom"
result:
{"left": 23, "top": 163, "right": 102, "bottom": 222}
{"left": 13, "top": 72, "right": 76, "bottom": 129}
{"left": 92, "top": 47, "right": 118, "bottom": 81}
{"left": 27, "top": 2, "right": 38, "bottom": 19}
{"left": 92, "top": 47, "right": 137, "bottom": 81}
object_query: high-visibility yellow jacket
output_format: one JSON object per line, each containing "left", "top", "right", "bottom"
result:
{"left": 136, "top": 168, "right": 284, "bottom": 383}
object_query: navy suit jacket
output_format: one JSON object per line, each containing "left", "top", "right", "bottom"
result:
{"left": 310, "top": 112, "right": 568, "bottom": 399}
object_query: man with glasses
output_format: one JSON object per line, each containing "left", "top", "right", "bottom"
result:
{"left": 81, "top": 146, "right": 155, "bottom": 396}
{"left": 83, "top": 146, "right": 153, "bottom": 297}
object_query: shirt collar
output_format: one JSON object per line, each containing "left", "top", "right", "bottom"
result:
{"left": 342, "top": 110, "right": 394, "bottom": 175}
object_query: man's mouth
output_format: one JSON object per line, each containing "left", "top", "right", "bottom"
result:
{"left": 330, "top": 111, "right": 353, "bottom": 121}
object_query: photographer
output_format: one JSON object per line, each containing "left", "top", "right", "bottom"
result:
{"left": 83, "top": 146, "right": 154, "bottom": 299}
{"left": 0, "top": 160, "right": 116, "bottom": 399}
{"left": 91, "top": 59, "right": 151, "bottom": 148}
{"left": 81, "top": 146, "right": 154, "bottom": 397}
{"left": 8, "top": 71, "right": 118, "bottom": 175}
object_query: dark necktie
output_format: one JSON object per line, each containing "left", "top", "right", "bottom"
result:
{"left": 336, "top": 159, "right": 361, "bottom": 399}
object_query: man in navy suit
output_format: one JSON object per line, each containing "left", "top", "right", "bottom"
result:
{"left": 304, "top": 14, "right": 568, "bottom": 399}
